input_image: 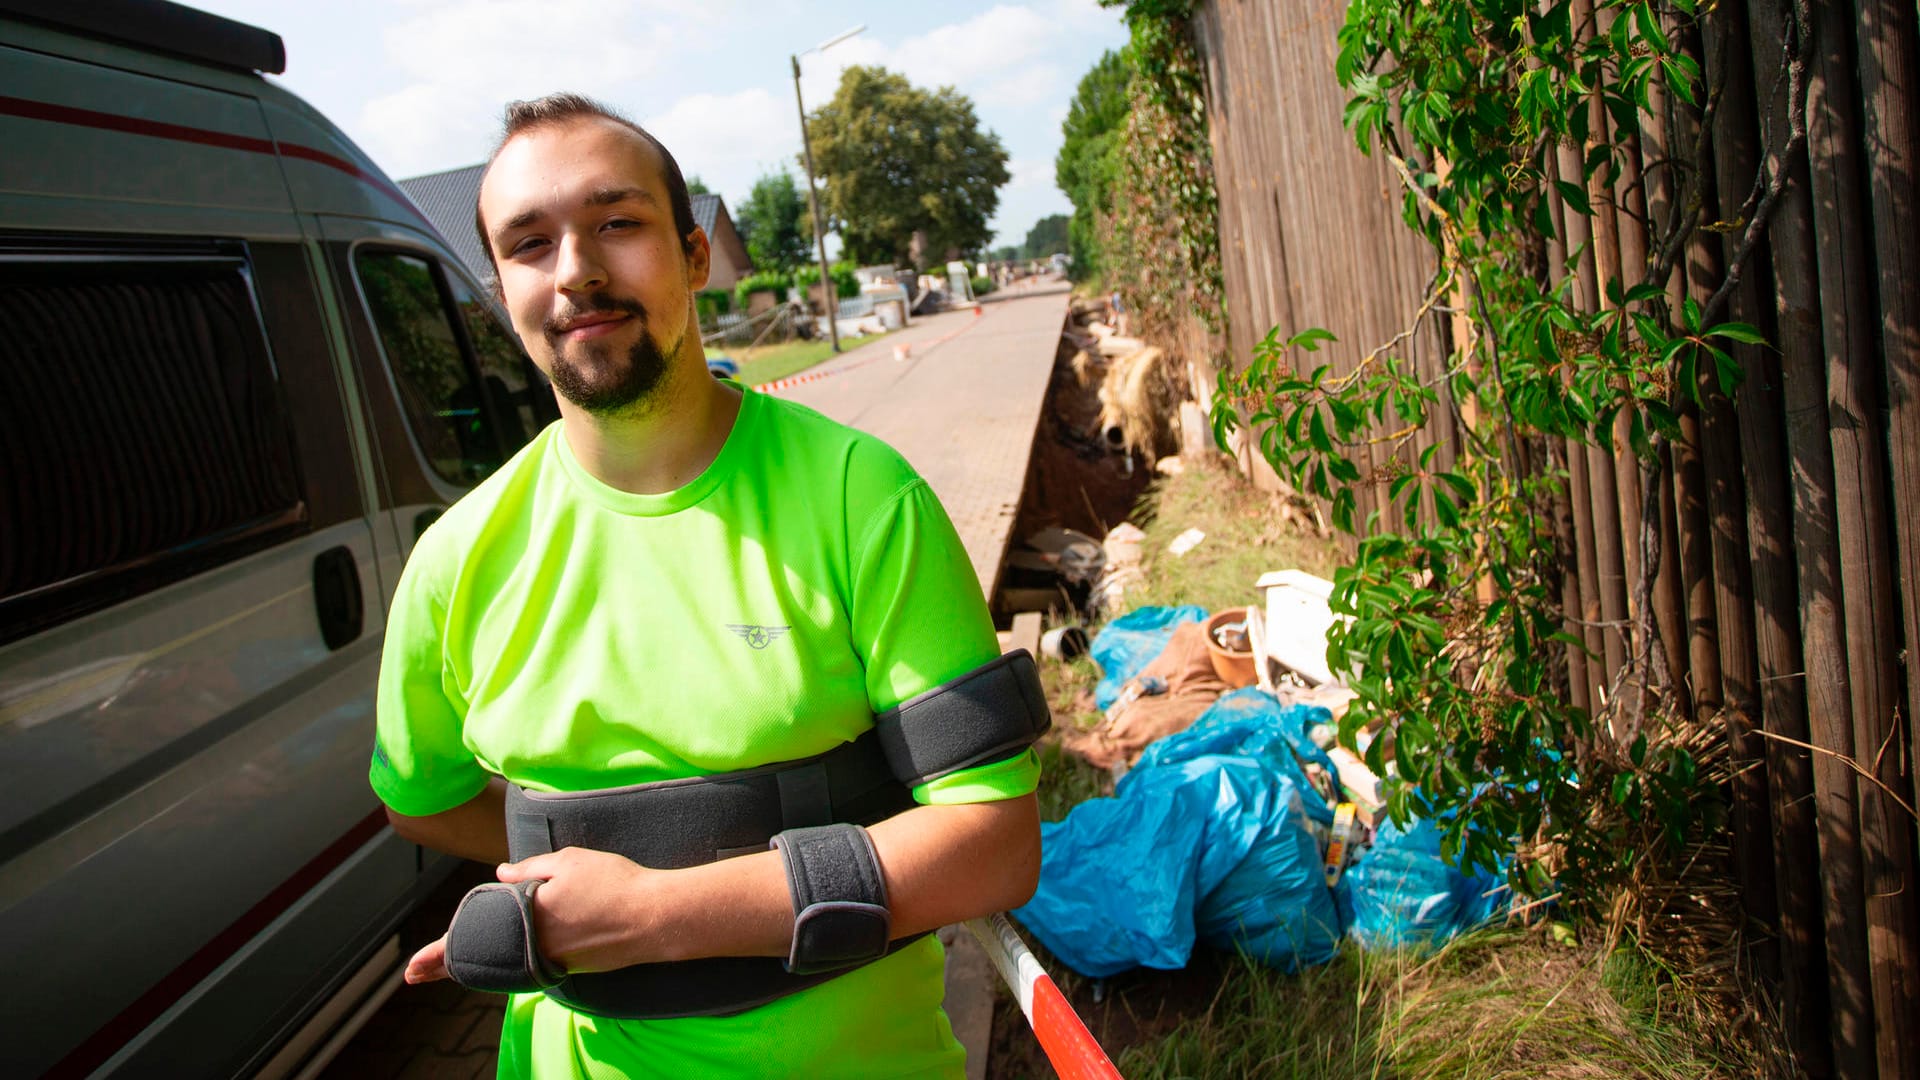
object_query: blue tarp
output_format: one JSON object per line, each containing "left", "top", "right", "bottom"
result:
{"left": 1089, "top": 604, "right": 1209, "bottom": 709}
{"left": 1339, "top": 816, "right": 1511, "bottom": 950}
{"left": 1136, "top": 689, "right": 1340, "bottom": 825}
{"left": 1015, "top": 697, "right": 1343, "bottom": 976}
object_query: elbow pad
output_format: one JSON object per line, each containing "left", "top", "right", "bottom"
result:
{"left": 873, "top": 649, "right": 1052, "bottom": 788}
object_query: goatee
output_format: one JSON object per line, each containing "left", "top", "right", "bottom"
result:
{"left": 543, "top": 295, "right": 674, "bottom": 414}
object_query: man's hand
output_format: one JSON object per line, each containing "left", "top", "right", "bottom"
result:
{"left": 404, "top": 847, "right": 665, "bottom": 984}
{"left": 402, "top": 795, "right": 1041, "bottom": 986}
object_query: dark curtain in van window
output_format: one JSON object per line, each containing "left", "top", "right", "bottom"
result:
{"left": 0, "top": 259, "right": 303, "bottom": 613}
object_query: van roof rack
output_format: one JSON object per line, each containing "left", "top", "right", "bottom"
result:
{"left": 0, "top": 0, "right": 285, "bottom": 75}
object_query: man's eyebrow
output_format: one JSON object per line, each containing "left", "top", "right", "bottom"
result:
{"left": 585, "top": 187, "right": 659, "bottom": 208}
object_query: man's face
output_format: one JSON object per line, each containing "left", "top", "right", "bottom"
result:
{"left": 478, "top": 117, "right": 710, "bottom": 415}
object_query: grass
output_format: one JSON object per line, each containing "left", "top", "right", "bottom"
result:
{"left": 1069, "top": 929, "right": 1750, "bottom": 1080}
{"left": 1001, "top": 457, "right": 1758, "bottom": 1080}
{"left": 1124, "top": 455, "right": 1342, "bottom": 613}
{"left": 727, "top": 328, "right": 899, "bottom": 387}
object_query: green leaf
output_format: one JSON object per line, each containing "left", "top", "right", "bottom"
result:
{"left": 1705, "top": 321, "right": 1767, "bottom": 346}
{"left": 1630, "top": 733, "right": 1648, "bottom": 766}
{"left": 1711, "top": 346, "right": 1745, "bottom": 396}
{"left": 1635, "top": 3, "right": 1670, "bottom": 53}
{"left": 1290, "top": 327, "right": 1338, "bottom": 351}
{"left": 1554, "top": 179, "right": 1592, "bottom": 217}
{"left": 1309, "top": 407, "right": 1333, "bottom": 452}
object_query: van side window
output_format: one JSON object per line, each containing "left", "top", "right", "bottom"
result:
{"left": 0, "top": 252, "right": 306, "bottom": 643}
{"left": 356, "top": 251, "right": 506, "bottom": 485}
{"left": 447, "top": 275, "right": 547, "bottom": 448}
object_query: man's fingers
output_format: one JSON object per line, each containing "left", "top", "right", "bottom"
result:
{"left": 496, "top": 852, "right": 564, "bottom": 882}
{"left": 405, "top": 935, "right": 450, "bottom": 984}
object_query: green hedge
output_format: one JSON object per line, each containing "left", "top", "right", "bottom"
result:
{"left": 732, "top": 269, "right": 793, "bottom": 308}
{"left": 793, "top": 261, "right": 860, "bottom": 299}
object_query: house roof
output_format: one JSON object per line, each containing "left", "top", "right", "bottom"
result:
{"left": 397, "top": 168, "right": 749, "bottom": 286}
{"left": 397, "top": 163, "right": 491, "bottom": 285}
{"left": 692, "top": 192, "right": 720, "bottom": 237}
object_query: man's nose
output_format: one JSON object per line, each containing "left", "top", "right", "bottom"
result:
{"left": 554, "top": 233, "right": 607, "bottom": 294}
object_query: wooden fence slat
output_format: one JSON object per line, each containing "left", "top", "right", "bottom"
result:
{"left": 1704, "top": 4, "right": 1831, "bottom": 1068}
{"left": 1851, "top": 3, "right": 1920, "bottom": 1074}
{"left": 1742, "top": 1, "right": 1875, "bottom": 1069}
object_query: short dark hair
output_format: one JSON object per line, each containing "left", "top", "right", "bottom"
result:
{"left": 473, "top": 92, "right": 698, "bottom": 278}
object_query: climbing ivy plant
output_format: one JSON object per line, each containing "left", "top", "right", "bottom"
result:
{"left": 1212, "top": 0, "right": 1783, "bottom": 901}
{"left": 1098, "top": 0, "right": 1225, "bottom": 343}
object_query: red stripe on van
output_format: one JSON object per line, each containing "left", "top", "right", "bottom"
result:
{"left": 0, "top": 94, "right": 433, "bottom": 231}
{"left": 42, "top": 808, "right": 391, "bottom": 1080}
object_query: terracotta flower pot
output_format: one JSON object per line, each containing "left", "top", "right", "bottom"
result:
{"left": 1204, "top": 607, "right": 1258, "bottom": 688}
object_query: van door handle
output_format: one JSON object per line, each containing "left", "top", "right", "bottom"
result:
{"left": 313, "top": 546, "right": 364, "bottom": 651}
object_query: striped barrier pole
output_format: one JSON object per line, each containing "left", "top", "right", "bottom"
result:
{"left": 965, "top": 914, "right": 1123, "bottom": 1080}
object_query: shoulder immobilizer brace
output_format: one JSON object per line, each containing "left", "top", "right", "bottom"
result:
{"left": 441, "top": 650, "right": 1051, "bottom": 1019}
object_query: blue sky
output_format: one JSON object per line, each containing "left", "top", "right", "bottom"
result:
{"left": 190, "top": 0, "right": 1130, "bottom": 251}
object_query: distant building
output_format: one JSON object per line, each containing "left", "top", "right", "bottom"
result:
{"left": 398, "top": 166, "right": 752, "bottom": 291}
{"left": 691, "top": 193, "right": 753, "bottom": 292}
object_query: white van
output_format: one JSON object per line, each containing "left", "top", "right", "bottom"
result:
{"left": 0, "top": 2, "right": 557, "bottom": 1074}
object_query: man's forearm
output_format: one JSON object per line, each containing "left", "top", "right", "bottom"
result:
{"left": 656, "top": 793, "right": 1039, "bottom": 961}
{"left": 403, "top": 790, "right": 1042, "bottom": 981}
{"left": 385, "top": 778, "right": 511, "bottom": 865}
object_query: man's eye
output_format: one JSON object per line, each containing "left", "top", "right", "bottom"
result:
{"left": 509, "top": 237, "right": 548, "bottom": 256}
{"left": 603, "top": 218, "right": 639, "bottom": 232}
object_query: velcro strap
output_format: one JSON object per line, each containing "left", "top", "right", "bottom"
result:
{"left": 771, "top": 823, "right": 891, "bottom": 975}
{"left": 443, "top": 880, "right": 564, "bottom": 993}
{"left": 874, "top": 650, "right": 1052, "bottom": 788}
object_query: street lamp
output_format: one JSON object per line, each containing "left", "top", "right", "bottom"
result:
{"left": 792, "top": 23, "right": 863, "bottom": 353}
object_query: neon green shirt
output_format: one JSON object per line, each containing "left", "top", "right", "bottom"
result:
{"left": 371, "top": 385, "right": 1039, "bottom": 1078}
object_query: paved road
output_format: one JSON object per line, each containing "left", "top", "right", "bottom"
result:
{"left": 320, "top": 282, "right": 1069, "bottom": 1079}
{"left": 772, "top": 282, "right": 1068, "bottom": 597}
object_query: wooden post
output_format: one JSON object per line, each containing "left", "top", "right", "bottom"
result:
{"left": 1704, "top": 4, "right": 1830, "bottom": 1069}
{"left": 1743, "top": 2, "right": 1873, "bottom": 1071}
{"left": 1549, "top": 147, "right": 1609, "bottom": 710}
{"left": 1850, "top": 1, "right": 1920, "bottom": 1073}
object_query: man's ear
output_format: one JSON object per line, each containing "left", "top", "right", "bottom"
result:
{"left": 684, "top": 226, "right": 712, "bottom": 292}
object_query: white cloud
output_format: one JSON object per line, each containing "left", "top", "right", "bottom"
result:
{"left": 358, "top": 82, "right": 496, "bottom": 177}
{"left": 797, "top": 6, "right": 1081, "bottom": 109}
{"left": 1004, "top": 156, "right": 1054, "bottom": 193}
{"left": 641, "top": 88, "right": 797, "bottom": 202}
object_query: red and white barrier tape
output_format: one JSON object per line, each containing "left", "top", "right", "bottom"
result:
{"left": 966, "top": 914, "right": 1122, "bottom": 1080}
{"left": 754, "top": 305, "right": 989, "bottom": 394}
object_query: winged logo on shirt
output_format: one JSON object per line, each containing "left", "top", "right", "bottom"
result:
{"left": 726, "top": 624, "right": 791, "bottom": 650}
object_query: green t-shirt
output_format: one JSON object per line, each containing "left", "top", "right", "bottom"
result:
{"left": 371, "top": 385, "right": 1039, "bottom": 1078}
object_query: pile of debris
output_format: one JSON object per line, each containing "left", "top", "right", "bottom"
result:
{"left": 1015, "top": 567, "right": 1514, "bottom": 978}
{"left": 1060, "top": 296, "right": 1189, "bottom": 468}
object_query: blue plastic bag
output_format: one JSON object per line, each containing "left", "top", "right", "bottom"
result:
{"left": 1136, "top": 690, "right": 1340, "bottom": 825}
{"left": 1194, "top": 773, "right": 1342, "bottom": 971}
{"left": 1090, "top": 605, "right": 1208, "bottom": 709}
{"left": 1014, "top": 701, "right": 1342, "bottom": 976}
{"left": 1341, "top": 816, "right": 1511, "bottom": 950}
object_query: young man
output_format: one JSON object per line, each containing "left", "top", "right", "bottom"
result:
{"left": 369, "top": 94, "right": 1042, "bottom": 1077}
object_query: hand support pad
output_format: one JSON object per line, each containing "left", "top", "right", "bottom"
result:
{"left": 444, "top": 879, "right": 565, "bottom": 993}
{"left": 771, "top": 823, "right": 891, "bottom": 975}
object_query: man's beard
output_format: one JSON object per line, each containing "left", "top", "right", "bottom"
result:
{"left": 542, "top": 295, "right": 675, "bottom": 414}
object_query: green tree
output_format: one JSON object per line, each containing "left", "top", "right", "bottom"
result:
{"left": 1022, "top": 213, "right": 1069, "bottom": 259}
{"left": 993, "top": 245, "right": 1021, "bottom": 262}
{"left": 807, "top": 66, "right": 1010, "bottom": 266}
{"left": 1056, "top": 48, "right": 1132, "bottom": 281}
{"left": 735, "top": 170, "right": 811, "bottom": 272}
{"left": 685, "top": 176, "right": 712, "bottom": 196}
